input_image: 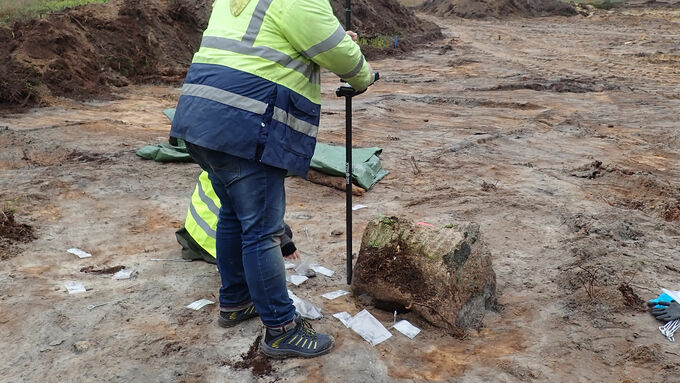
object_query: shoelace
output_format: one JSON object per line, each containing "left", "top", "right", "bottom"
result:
{"left": 298, "top": 318, "right": 318, "bottom": 340}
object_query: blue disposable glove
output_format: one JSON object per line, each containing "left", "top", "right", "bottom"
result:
{"left": 648, "top": 293, "right": 675, "bottom": 309}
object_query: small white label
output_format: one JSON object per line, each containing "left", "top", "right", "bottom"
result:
{"left": 286, "top": 275, "right": 308, "bottom": 286}
{"left": 321, "top": 290, "right": 349, "bottom": 300}
{"left": 112, "top": 269, "right": 133, "bottom": 280}
{"left": 352, "top": 204, "right": 367, "bottom": 211}
{"left": 186, "top": 299, "right": 215, "bottom": 310}
{"left": 65, "top": 281, "right": 86, "bottom": 294}
{"left": 310, "top": 264, "right": 334, "bottom": 277}
{"left": 67, "top": 248, "right": 92, "bottom": 259}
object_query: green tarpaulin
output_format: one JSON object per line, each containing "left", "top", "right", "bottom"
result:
{"left": 311, "top": 143, "right": 389, "bottom": 190}
{"left": 136, "top": 140, "right": 193, "bottom": 162}
{"left": 138, "top": 108, "right": 388, "bottom": 189}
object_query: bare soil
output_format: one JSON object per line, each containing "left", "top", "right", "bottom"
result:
{"left": 1, "top": 3, "right": 680, "bottom": 383}
{"left": 421, "top": 0, "right": 577, "bottom": 18}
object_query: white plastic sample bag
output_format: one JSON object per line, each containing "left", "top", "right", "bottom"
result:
{"left": 288, "top": 290, "right": 323, "bottom": 320}
{"left": 393, "top": 320, "right": 421, "bottom": 339}
{"left": 347, "top": 309, "right": 392, "bottom": 346}
{"left": 333, "top": 312, "right": 353, "bottom": 328}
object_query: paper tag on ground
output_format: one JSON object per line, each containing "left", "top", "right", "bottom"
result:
{"left": 347, "top": 309, "right": 392, "bottom": 346}
{"left": 67, "top": 248, "right": 92, "bottom": 259}
{"left": 65, "top": 281, "right": 86, "bottom": 294}
{"left": 333, "top": 312, "right": 353, "bottom": 327}
{"left": 352, "top": 204, "right": 368, "bottom": 211}
{"left": 393, "top": 320, "right": 421, "bottom": 339}
{"left": 322, "top": 290, "right": 349, "bottom": 300}
{"left": 284, "top": 262, "right": 295, "bottom": 270}
{"left": 288, "top": 290, "right": 322, "bottom": 320}
{"left": 286, "top": 274, "right": 308, "bottom": 286}
{"left": 310, "top": 264, "right": 334, "bottom": 277}
{"left": 112, "top": 269, "right": 133, "bottom": 280}
{"left": 186, "top": 299, "right": 215, "bottom": 310}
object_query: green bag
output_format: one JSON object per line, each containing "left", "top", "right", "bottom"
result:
{"left": 136, "top": 139, "right": 193, "bottom": 162}
{"left": 310, "top": 143, "right": 389, "bottom": 190}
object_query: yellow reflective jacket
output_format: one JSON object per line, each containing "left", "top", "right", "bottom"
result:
{"left": 171, "top": 0, "right": 372, "bottom": 176}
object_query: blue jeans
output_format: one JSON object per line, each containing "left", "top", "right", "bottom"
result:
{"left": 186, "top": 142, "right": 296, "bottom": 327}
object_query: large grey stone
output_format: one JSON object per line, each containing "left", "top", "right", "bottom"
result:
{"left": 351, "top": 217, "right": 497, "bottom": 334}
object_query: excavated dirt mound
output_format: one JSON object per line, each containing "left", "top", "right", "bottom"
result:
{"left": 0, "top": 0, "right": 210, "bottom": 107}
{"left": 331, "top": 0, "right": 442, "bottom": 57}
{"left": 421, "top": 0, "right": 577, "bottom": 18}
{"left": 0, "top": 210, "right": 35, "bottom": 260}
{"left": 0, "top": 0, "right": 440, "bottom": 107}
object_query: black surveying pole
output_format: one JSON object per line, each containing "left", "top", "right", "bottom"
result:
{"left": 344, "top": 0, "right": 353, "bottom": 285}
{"left": 338, "top": 0, "right": 378, "bottom": 284}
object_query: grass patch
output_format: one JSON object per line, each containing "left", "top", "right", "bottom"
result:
{"left": 566, "top": 0, "right": 624, "bottom": 10}
{"left": 358, "top": 35, "right": 396, "bottom": 50}
{"left": 0, "top": 0, "right": 108, "bottom": 24}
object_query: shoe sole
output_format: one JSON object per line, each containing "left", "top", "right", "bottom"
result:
{"left": 218, "top": 314, "right": 259, "bottom": 328}
{"left": 260, "top": 336, "right": 335, "bottom": 359}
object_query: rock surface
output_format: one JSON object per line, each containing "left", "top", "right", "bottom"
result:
{"left": 352, "top": 217, "right": 497, "bottom": 333}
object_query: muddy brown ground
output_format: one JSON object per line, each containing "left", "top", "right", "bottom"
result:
{"left": 1, "top": 6, "right": 680, "bottom": 383}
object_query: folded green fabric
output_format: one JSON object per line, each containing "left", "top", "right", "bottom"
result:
{"left": 136, "top": 141, "right": 193, "bottom": 162}
{"left": 152, "top": 108, "right": 389, "bottom": 188}
{"left": 311, "top": 143, "right": 389, "bottom": 190}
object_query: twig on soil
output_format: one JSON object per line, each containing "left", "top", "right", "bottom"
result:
{"left": 577, "top": 265, "right": 599, "bottom": 299}
{"left": 410, "top": 155, "right": 421, "bottom": 175}
{"left": 69, "top": 15, "right": 86, "bottom": 31}
{"left": 600, "top": 195, "right": 614, "bottom": 207}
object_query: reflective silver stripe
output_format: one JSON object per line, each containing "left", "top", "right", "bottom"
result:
{"left": 311, "top": 66, "right": 321, "bottom": 87}
{"left": 189, "top": 202, "right": 216, "bottom": 238}
{"left": 242, "top": 0, "right": 274, "bottom": 45}
{"left": 337, "top": 55, "right": 365, "bottom": 79}
{"left": 273, "top": 107, "right": 319, "bottom": 137}
{"left": 201, "top": 36, "right": 319, "bottom": 85}
{"left": 196, "top": 179, "right": 220, "bottom": 216}
{"left": 182, "top": 83, "right": 268, "bottom": 115}
{"left": 301, "top": 25, "right": 346, "bottom": 59}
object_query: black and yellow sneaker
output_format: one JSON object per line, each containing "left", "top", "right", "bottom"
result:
{"left": 218, "top": 304, "right": 259, "bottom": 328}
{"left": 261, "top": 313, "right": 334, "bottom": 359}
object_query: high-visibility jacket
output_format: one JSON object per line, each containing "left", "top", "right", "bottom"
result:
{"left": 176, "top": 171, "right": 297, "bottom": 262}
{"left": 170, "top": 0, "right": 372, "bottom": 177}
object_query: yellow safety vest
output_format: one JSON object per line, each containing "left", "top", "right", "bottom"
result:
{"left": 170, "top": 0, "right": 372, "bottom": 176}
